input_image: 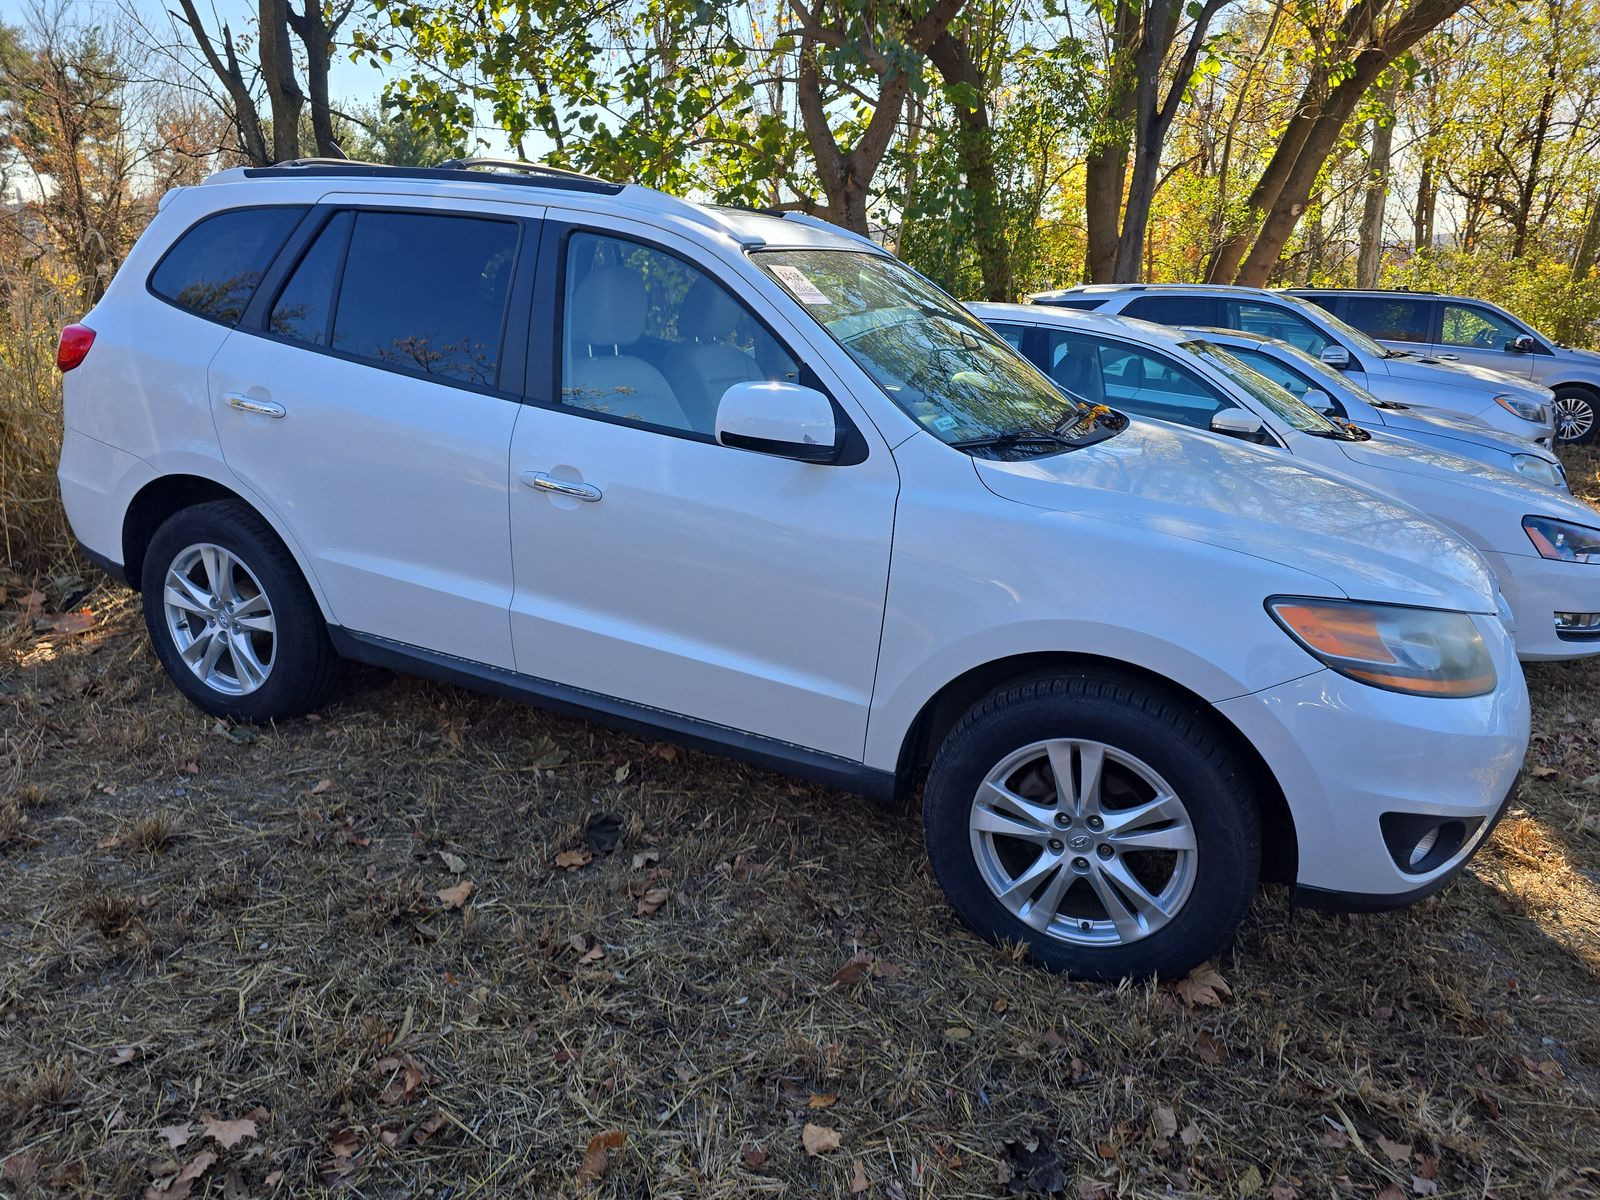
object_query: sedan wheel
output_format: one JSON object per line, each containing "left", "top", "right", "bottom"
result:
{"left": 163, "top": 543, "right": 277, "bottom": 695}
{"left": 1553, "top": 389, "right": 1597, "bottom": 445}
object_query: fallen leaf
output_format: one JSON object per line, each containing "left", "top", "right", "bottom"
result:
{"left": 1269, "top": 1182, "right": 1301, "bottom": 1200}
{"left": 264, "top": 1169, "right": 284, "bottom": 1188}
{"left": 850, "top": 1159, "right": 870, "bottom": 1194}
{"left": 438, "top": 850, "right": 467, "bottom": 873}
{"left": 613, "top": 763, "right": 631, "bottom": 783}
{"left": 160, "top": 1123, "right": 193, "bottom": 1151}
{"left": 944, "top": 1026, "right": 972, "bottom": 1041}
{"left": 309, "top": 778, "right": 334, "bottom": 794}
{"left": 649, "top": 742, "right": 681, "bottom": 763}
{"left": 1179, "top": 1121, "right": 1202, "bottom": 1147}
{"left": 145, "top": 1150, "right": 216, "bottom": 1200}
{"left": 328, "top": 1128, "right": 360, "bottom": 1159}
{"left": 636, "top": 885, "right": 669, "bottom": 916}
{"left": 802, "top": 1123, "right": 841, "bottom": 1156}
{"left": 1530, "top": 764, "right": 1559, "bottom": 779}
{"left": 413, "top": 1113, "right": 448, "bottom": 1146}
{"left": 555, "top": 848, "right": 594, "bottom": 871}
{"left": 1175, "top": 962, "right": 1232, "bottom": 1007}
{"left": 436, "top": 880, "right": 474, "bottom": 908}
{"left": 49, "top": 610, "right": 95, "bottom": 634}
{"left": 741, "top": 1143, "right": 768, "bottom": 1168}
{"left": 808, "top": 1093, "right": 838, "bottom": 1108}
{"left": 376, "top": 1053, "right": 427, "bottom": 1103}
{"left": 631, "top": 848, "right": 661, "bottom": 869}
{"left": 1412, "top": 1176, "right": 1439, "bottom": 1197}
{"left": 1152, "top": 1106, "right": 1177, "bottom": 1139}
{"left": 337, "top": 827, "right": 371, "bottom": 847}
{"left": 831, "top": 950, "right": 873, "bottom": 986}
{"left": 201, "top": 1114, "right": 258, "bottom": 1150}
{"left": 576, "top": 1129, "right": 624, "bottom": 1185}
{"left": 1193, "top": 1028, "right": 1226, "bottom": 1066}
{"left": 1237, "top": 1165, "right": 1263, "bottom": 1197}
{"left": 1375, "top": 1136, "right": 1412, "bottom": 1164}
{"left": 2, "top": 1153, "right": 38, "bottom": 1184}
{"left": 109, "top": 1044, "right": 141, "bottom": 1066}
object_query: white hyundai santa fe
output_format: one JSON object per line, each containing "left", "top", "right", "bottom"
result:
{"left": 57, "top": 160, "right": 1530, "bottom": 980}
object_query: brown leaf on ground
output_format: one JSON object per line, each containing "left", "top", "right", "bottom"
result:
{"left": 144, "top": 1150, "right": 215, "bottom": 1200}
{"left": 48, "top": 610, "right": 95, "bottom": 634}
{"left": 649, "top": 742, "right": 681, "bottom": 762}
{"left": 576, "top": 1129, "right": 624, "bottom": 1185}
{"left": 831, "top": 950, "right": 873, "bottom": 986}
{"left": 159, "top": 1123, "right": 193, "bottom": 1151}
{"left": 1375, "top": 1136, "right": 1412, "bottom": 1164}
{"left": 1179, "top": 1121, "right": 1202, "bottom": 1147}
{"left": 850, "top": 1159, "right": 870, "bottom": 1194}
{"left": 808, "top": 1093, "right": 838, "bottom": 1108}
{"left": 202, "top": 1114, "right": 258, "bottom": 1149}
{"left": 438, "top": 850, "right": 467, "bottom": 874}
{"left": 376, "top": 1053, "right": 427, "bottom": 1103}
{"left": 802, "top": 1123, "right": 841, "bottom": 1155}
{"left": 412, "top": 1113, "right": 448, "bottom": 1146}
{"left": 1152, "top": 1106, "right": 1178, "bottom": 1139}
{"left": 1412, "top": 1175, "right": 1439, "bottom": 1196}
{"left": 636, "top": 885, "right": 669, "bottom": 916}
{"left": 1193, "top": 1028, "right": 1226, "bottom": 1066}
{"left": 631, "top": 848, "right": 661, "bottom": 869}
{"left": 555, "top": 848, "right": 594, "bottom": 871}
{"left": 1175, "top": 962, "right": 1232, "bottom": 1007}
{"left": 436, "top": 880, "right": 474, "bottom": 908}
{"left": 2, "top": 1153, "right": 38, "bottom": 1184}
{"left": 328, "top": 1128, "right": 360, "bottom": 1159}
{"left": 741, "top": 1143, "right": 768, "bottom": 1168}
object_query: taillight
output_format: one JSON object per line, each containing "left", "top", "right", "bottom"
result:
{"left": 56, "top": 324, "right": 95, "bottom": 372}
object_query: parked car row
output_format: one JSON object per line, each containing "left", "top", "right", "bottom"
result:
{"left": 58, "top": 160, "right": 1581, "bottom": 982}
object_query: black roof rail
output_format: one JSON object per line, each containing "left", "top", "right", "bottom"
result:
{"left": 238, "top": 158, "right": 625, "bottom": 196}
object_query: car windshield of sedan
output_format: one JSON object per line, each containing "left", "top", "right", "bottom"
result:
{"left": 1285, "top": 295, "right": 1393, "bottom": 359}
{"left": 1179, "top": 340, "right": 1347, "bottom": 435}
{"left": 756, "top": 248, "right": 1123, "bottom": 455}
{"left": 1266, "top": 339, "right": 1388, "bottom": 406}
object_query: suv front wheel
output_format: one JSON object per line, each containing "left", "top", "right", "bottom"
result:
{"left": 923, "top": 673, "right": 1260, "bottom": 980}
{"left": 141, "top": 500, "right": 340, "bottom": 722}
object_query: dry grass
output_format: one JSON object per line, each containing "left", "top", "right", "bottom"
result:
{"left": 1, "top": 454, "right": 1599, "bottom": 1199}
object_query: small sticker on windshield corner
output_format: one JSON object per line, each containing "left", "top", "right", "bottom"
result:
{"left": 771, "top": 265, "right": 830, "bottom": 305}
{"left": 931, "top": 414, "right": 958, "bottom": 432}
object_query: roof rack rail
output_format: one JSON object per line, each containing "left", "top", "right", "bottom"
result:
{"left": 237, "top": 158, "right": 625, "bottom": 196}
{"left": 436, "top": 156, "right": 612, "bottom": 185}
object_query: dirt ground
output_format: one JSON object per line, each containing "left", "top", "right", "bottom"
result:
{"left": 3, "top": 451, "right": 1599, "bottom": 1199}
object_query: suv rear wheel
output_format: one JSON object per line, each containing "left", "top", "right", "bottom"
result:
{"left": 141, "top": 500, "right": 339, "bottom": 722}
{"left": 923, "top": 673, "right": 1260, "bottom": 980}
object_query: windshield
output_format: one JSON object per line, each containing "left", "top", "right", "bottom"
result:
{"left": 755, "top": 248, "right": 1120, "bottom": 453}
{"left": 1179, "top": 340, "right": 1344, "bottom": 434}
{"left": 1284, "top": 294, "right": 1393, "bottom": 359}
{"left": 1260, "top": 340, "right": 1386, "bottom": 405}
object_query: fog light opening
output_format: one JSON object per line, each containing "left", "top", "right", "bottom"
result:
{"left": 1380, "top": 813, "right": 1478, "bottom": 876}
{"left": 1407, "top": 826, "right": 1440, "bottom": 868}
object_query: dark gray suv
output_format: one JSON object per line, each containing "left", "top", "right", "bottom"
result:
{"left": 1292, "top": 289, "right": 1600, "bottom": 446}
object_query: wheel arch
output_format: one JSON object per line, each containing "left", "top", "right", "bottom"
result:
{"left": 894, "top": 651, "right": 1298, "bottom": 883}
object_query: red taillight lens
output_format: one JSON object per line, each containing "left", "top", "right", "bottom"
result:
{"left": 56, "top": 323, "right": 95, "bottom": 372}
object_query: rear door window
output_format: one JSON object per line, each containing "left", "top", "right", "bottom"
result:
{"left": 1441, "top": 303, "right": 1524, "bottom": 350}
{"left": 149, "top": 206, "right": 306, "bottom": 325}
{"left": 1343, "top": 297, "right": 1433, "bottom": 343}
{"left": 1121, "top": 295, "right": 1219, "bottom": 326}
{"left": 330, "top": 211, "right": 520, "bottom": 387}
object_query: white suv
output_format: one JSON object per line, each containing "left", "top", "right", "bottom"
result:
{"left": 58, "top": 160, "right": 1529, "bottom": 979}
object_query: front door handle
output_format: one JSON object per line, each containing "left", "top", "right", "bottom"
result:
{"left": 521, "top": 470, "right": 602, "bottom": 502}
{"left": 225, "top": 393, "right": 286, "bottom": 418}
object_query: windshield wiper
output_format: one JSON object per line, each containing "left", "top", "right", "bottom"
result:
{"left": 952, "top": 428, "right": 1072, "bottom": 453}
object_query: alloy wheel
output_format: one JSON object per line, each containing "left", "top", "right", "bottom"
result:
{"left": 162, "top": 543, "right": 276, "bottom": 696}
{"left": 1554, "top": 394, "right": 1595, "bottom": 443}
{"left": 968, "top": 739, "right": 1197, "bottom": 946}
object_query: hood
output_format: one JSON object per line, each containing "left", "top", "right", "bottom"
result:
{"left": 1557, "top": 344, "right": 1600, "bottom": 364}
{"left": 1381, "top": 354, "right": 1555, "bottom": 401}
{"left": 1380, "top": 407, "right": 1561, "bottom": 464}
{"left": 972, "top": 420, "right": 1498, "bottom": 612}
{"left": 1337, "top": 431, "right": 1599, "bottom": 524}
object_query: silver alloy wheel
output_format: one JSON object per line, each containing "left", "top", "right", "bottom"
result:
{"left": 1554, "top": 395, "right": 1595, "bottom": 442}
{"left": 969, "top": 739, "right": 1197, "bottom": 946}
{"left": 162, "top": 543, "right": 276, "bottom": 696}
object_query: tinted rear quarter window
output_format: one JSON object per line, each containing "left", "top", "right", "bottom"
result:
{"left": 330, "top": 211, "right": 520, "bottom": 387}
{"left": 269, "top": 210, "right": 353, "bottom": 346}
{"left": 1032, "top": 297, "right": 1108, "bottom": 311}
{"left": 1343, "top": 296, "right": 1433, "bottom": 343}
{"left": 149, "top": 206, "right": 306, "bottom": 324}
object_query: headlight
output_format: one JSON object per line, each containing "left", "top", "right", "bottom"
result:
{"left": 1494, "top": 393, "right": 1550, "bottom": 424}
{"left": 1266, "top": 598, "right": 1496, "bottom": 697}
{"left": 1511, "top": 454, "right": 1565, "bottom": 489}
{"left": 1523, "top": 515, "right": 1600, "bottom": 563}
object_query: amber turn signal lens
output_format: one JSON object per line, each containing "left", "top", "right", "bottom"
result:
{"left": 1267, "top": 598, "right": 1496, "bottom": 698}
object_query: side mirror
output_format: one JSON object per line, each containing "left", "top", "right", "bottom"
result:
{"left": 1508, "top": 334, "right": 1537, "bottom": 354}
{"left": 1210, "top": 408, "right": 1266, "bottom": 438}
{"left": 1302, "top": 388, "right": 1336, "bottom": 414}
{"left": 1319, "top": 345, "right": 1352, "bottom": 369}
{"left": 716, "top": 381, "right": 840, "bottom": 463}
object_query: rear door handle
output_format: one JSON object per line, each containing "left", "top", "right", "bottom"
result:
{"left": 521, "top": 470, "right": 602, "bottom": 502}
{"left": 225, "top": 393, "right": 286, "bottom": 418}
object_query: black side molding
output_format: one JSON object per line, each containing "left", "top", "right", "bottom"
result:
{"left": 79, "top": 542, "right": 130, "bottom": 588}
{"left": 328, "top": 628, "right": 899, "bottom": 801}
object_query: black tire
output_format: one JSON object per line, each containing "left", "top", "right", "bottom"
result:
{"left": 1552, "top": 387, "right": 1598, "bottom": 446}
{"left": 140, "top": 500, "right": 340, "bottom": 722}
{"left": 922, "top": 672, "right": 1260, "bottom": 980}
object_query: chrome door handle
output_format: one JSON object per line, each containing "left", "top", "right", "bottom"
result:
{"left": 225, "top": 393, "right": 285, "bottom": 418}
{"left": 522, "top": 470, "right": 602, "bottom": 502}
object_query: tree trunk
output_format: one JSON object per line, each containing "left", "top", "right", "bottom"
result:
{"left": 1413, "top": 155, "right": 1435, "bottom": 249}
{"left": 258, "top": 0, "right": 303, "bottom": 162}
{"left": 1512, "top": 73, "right": 1557, "bottom": 258}
{"left": 287, "top": 1, "right": 343, "bottom": 158}
{"left": 928, "top": 29, "right": 1010, "bottom": 299}
{"left": 175, "top": 0, "right": 270, "bottom": 165}
{"left": 1356, "top": 79, "right": 1398, "bottom": 287}
{"left": 1574, "top": 194, "right": 1600, "bottom": 279}
{"left": 1084, "top": 0, "right": 1139, "bottom": 282}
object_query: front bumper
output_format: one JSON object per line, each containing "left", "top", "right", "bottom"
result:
{"left": 1480, "top": 547, "right": 1600, "bottom": 661}
{"left": 1214, "top": 639, "right": 1528, "bottom": 899}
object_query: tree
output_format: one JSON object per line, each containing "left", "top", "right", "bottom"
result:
{"left": 1355, "top": 76, "right": 1398, "bottom": 286}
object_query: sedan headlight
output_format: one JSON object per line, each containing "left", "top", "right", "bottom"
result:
{"left": 1511, "top": 454, "right": 1566, "bottom": 489}
{"left": 1523, "top": 515, "right": 1600, "bottom": 563}
{"left": 1494, "top": 393, "right": 1550, "bottom": 424}
{"left": 1267, "top": 598, "right": 1496, "bottom": 697}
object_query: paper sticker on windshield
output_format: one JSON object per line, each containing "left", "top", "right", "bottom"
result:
{"left": 771, "top": 265, "right": 830, "bottom": 305}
